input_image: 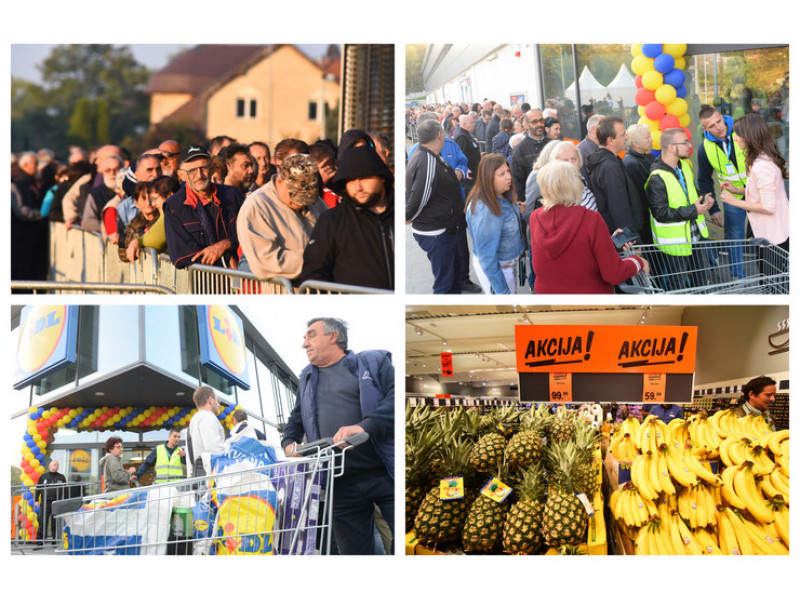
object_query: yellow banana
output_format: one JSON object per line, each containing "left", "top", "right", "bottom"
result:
{"left": 674, "top": 513, "right": 704, "bottom": 555}
{"left": 677, "top": 487, "right": 691, "bottom": 521}
{"left": 667, "top": 514, "right": 688, "bottom": 554}
{"left": 756, "top": 473, "right": 781, "bottom": 501}
{"left": 611, "top": 433, "right": 624, "bottom": 460}
{"left": 701, "top": 483, "right": 718, "bottom": 527}
{"left": 720, "top": 466, "right": 747, "bottom": 510}
{"left": 650, "top": 519, "right": 672, "bottom": 555}
{"left": 716, "top": 508, "right": 741, "bottom": 555}
{"left": 634, "top": 453, "right": 657, "bottom": 500}
{"left": 771, "top": 504, "right": 790, "bottom": 548}
{"left": 732, "top": 463, "right": 774, "bottom": 524}
{"left": 766, "top": 429, "right": 789, "bottom": 456}
{"left": 769, "top": 468, "right": 790, "bottom": 502}
{"left": 719, "top": 438, "right": 737, "bottom": 467}
{"left": 635, "top": 522, "right": 652, "bottom": 555}
{"left": 739, "top": 517, "right": 788, "bottom": 555}
{"left": 722, "top": 508, "right": 755, "bottom": 555}
{"left": 655, "top": 448, "right": 675, "bottom": 495}
{"left": 682, "top": 446, "right": 723, "bottom": 486}
{"left": 694, "top": 484, "right": 708, "bottom": 528}
{"left": 666, "top": 443, "right": 698, "bottom": 487}
{"left": 693, "top": 526, "right": 722, "bottom": 555}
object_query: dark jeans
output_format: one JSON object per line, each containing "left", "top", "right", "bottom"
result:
{"left": 413, "top": 231, "right": 462, "bottom": 294}
{"left": 653, "top": 248, "right": 709, "bottom": 291}
{"left": 331, "top": 472, "right": 394, "bottom": 555}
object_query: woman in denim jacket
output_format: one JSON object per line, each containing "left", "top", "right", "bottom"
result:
{"left": 465, "top": 154, "right": 524, "bottom": 293}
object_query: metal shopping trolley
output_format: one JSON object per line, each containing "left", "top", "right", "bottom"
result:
{"left": 52, "top": 433, "right": 368, "bottom": 555}
{"left": 617, "top": 238, "right": 789, "bottom": 294}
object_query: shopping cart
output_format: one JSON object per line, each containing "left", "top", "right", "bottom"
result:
{"left": 617, "top": 238, "right": 789, "bottom": 294}
{"left": 51, "top": 433, "right": 368, "bottom": 555}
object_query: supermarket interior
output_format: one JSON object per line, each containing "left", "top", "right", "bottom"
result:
{"left": 405, "top": 304, "right": 789, "bottom": 555}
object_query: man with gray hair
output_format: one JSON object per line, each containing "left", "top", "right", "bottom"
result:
{"left": 282, "top": 317, "right": 394, "bottom": 554}
{"left": 406, "top": 119, "right": 465, "bottom": 294}
{"left": 510, "top": 108, "right": 548, "bottom": 200}
{"left": 237, "top": 153, "right": 327, "bottom": 280}
{"left": 577, "top": 114, "right": 603, "bottom": 162}
{"left": 80, "top": 155, "right": 124, "bottom": 232}
{"left": 454, "top": 114, "right": 481, "bottom": 195}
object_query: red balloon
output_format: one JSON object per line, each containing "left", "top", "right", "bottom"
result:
{"left": 645, "top": 101, "right": 666, "bottom": 121}
{"left": 635, "top": 74, "right": 643, "bottom": 88}
{"left": 635, "top": 87, "right": 656, "bottom": 106}
{"left": 659, "top": 114, "right": 680, "bottom": 130}
{"left": 681, "top": 127, "right": 692, "bottom": 141}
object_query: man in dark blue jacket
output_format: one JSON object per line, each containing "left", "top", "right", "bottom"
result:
{"left": 281, "top": 317, "right": 394, "bottom": 555}
{"left": 163, "top": 145, "right": 244, "bottom": 269}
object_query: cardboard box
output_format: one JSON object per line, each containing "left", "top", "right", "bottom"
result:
{"left": 603, "top": 451, "right": 633, "bottom": 490}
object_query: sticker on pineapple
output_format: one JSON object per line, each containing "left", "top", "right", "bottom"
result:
{"left": 480, "top": 477, "right": 512, "bottom": 503}
{"left": 496, "top": 422, "right": 511, "bottom": 434}
{"left": 439, "top": 476, "right": 465, "bottom": 501}
{"left": 575, "top": 493, "right": 595, "bottom": 517}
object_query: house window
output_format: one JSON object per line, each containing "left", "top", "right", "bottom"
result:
{"left": 308, "top": 101, "right": 318, "bottom": 120}
{"left": 236, "top": 97, "right": 258, "bottom": 120}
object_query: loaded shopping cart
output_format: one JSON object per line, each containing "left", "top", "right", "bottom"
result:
{"left": 617, "top": 238, "right": 789, "bottom": 294}
{"left": 51, "top": 433, "right": 368, "bottom": 555}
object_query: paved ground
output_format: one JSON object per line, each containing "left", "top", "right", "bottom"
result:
{"left": 405, "top": 224, "right": 532, "bottom": 295}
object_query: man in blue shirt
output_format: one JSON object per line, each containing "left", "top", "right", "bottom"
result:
{"left": 645, "top": 403, "right": 684, "bottom": 424}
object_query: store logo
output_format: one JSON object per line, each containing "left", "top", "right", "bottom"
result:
{"left": 208, "top": 306, "right": 246, "bottom": 375}
{"left": 70, "top": 449, "right": 90, "bottom": 472}
{"left": 17, "top": 306, "right": 67, "bottom": 373}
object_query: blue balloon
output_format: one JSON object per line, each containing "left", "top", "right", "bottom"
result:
{"left": 642, "top": 44, "right": 663, "bottom": 59}
{"left": 651, "top": 149, "right": 662, "bottom": 159}
{"left": 675, "top": 85, "right": 687, "bottom": 98}
{"left": 29, "top": 413, "right": 38, "bottom": 421}
{"left": 653, "top": 53, "right": 675, "bottom": 74}
{"left": 37, "top": 408, "right": 45, "bottom": 416}
{"left": 664, "top": 69, "right": 686, "bottom": 88}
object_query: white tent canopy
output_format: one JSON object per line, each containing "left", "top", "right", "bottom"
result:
{"left": 566, "top": 66, "right": 608, "bottom": 103}
{"left": 607, "top": 63, "right": 638, "bottom": 107}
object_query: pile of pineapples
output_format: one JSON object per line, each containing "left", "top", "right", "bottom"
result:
{"left": 406, "top": 403, "right": 601, "bottom": 554}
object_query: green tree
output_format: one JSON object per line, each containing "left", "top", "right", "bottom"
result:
{"left": 68, "top": 97, "right": 95, "bottom": 146}
{"left": 12, "top": 44, "right": 151, "bottom": 156}
{"left": 406, "top": 44, "right": 427, "bottom": 94}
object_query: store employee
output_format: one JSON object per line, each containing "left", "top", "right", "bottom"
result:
{"left": 645, "top": 403, "right": 684, "bottom": 424}
{"left": 734, "top": 376, "right": 776, "bottom": 429}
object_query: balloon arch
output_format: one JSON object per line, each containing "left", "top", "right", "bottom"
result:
{"left": 17, "top": 403, "right": 239, "bottom": 541}
{"left": 631, "top": 44, "right": 690, "bottom": 153}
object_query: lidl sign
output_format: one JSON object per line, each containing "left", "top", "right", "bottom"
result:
{"left": 197, "top": 306, "right": 251, "bottom": 389}
{"left": 13, "top": 306, "right": 79, "bottom": 389}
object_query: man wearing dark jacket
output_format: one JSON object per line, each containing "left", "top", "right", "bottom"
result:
{"left": 622, "top": 124, "right": 655, "bottom": 245}
{"left": 484, "top": 104, "right": 504, "bottom": 156}
{"left": 454, "top": 114, "right": 481, "bottom": 196}
{"left": 35, "top": 460, "right": 67, "bottom": 542}
{"left": 510, "top": 109, "right": 549, "bottom": 200}
{"left": 281, "top": 318, "right": 394, "bottom": 555}
{"left": 300, "top": 145, "right": 394, "bottom": 290}
{"left": 406, "top": 120, "right": 465, "bottom": 294}
{"left": 163, "top": 145, "right": 244, "bottom": 269}
{"left": 584, "top": 116, "right": 646, "bottom": 240}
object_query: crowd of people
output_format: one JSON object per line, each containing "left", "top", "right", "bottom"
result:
{"left": 406, "top": 99, "right": 789, "bottom": 294}
{"left": 11, "top": 130, "right": 395, "bottom": 291}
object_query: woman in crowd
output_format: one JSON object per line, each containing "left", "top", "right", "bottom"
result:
{"left": 140, "top": 175, "right": 180, "bottom": 255}
{"left": 525, "top": 140, "right": 597, "bottom": 220}
{"left": 464, "top": 153, "right": 524, "bottom": 294}
{"left": 544, "top": 117, "right": 562, "bottom": 140}
{"left": 530, "top": 161, "right": 648, "bottom": 293}
{"left": 719, "top": 113, "right": 789, "bottom": 252}
{"left": 119, "top": 181, "right": 160, "bottom": 262}
{"left": 99, "top": 436, "right": 135, "bottom": 494}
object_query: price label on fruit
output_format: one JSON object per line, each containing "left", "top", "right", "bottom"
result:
{"left": 548, "top": 372, "right": 572, "bottom": 402}
{"left": 480, "top": 477, "right": 512, "bottom": 503}
{"left": 439, "top": 476, "right": 465, "bottom": 501}
{"left": 642, "top": 373, "right": 666, "bottom": 403}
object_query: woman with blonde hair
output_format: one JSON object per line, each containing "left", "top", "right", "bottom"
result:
{"left": 530, "top": 161, "right": 648, "bottom": 294}
{"left": 465, "top": 153, "right": 525, "bottom": 294}
{"left": 525, "top": 140, "right": 597, "bottom": 219}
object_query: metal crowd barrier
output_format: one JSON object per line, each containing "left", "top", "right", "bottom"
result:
{"left": 36, "top": 221, "right": 390, "bottom": 295}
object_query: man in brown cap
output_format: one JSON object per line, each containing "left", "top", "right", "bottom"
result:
{"left": 236, "top": 153, "right": 327, "bottom": 280}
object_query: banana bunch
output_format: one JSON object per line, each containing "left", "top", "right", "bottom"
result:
{"left": 678, "top": 442, "right": 723, "bottom": 486}
{"left": 719, "top": 437, "right": 761, "bottom": 469}
{"left": 610, "top": 432, "right": 638, "bottom": 461}
{"left": 633, "top": 416, "right": 670, "bottom": 454}
{"left": 721, "top": 461, "right": 775, "bottom": 524}
{"left": 717, "top": 506, "right": 788, "bottom": 555}
{"left": 666, "top": 418, "right": 690, "bottom": 446}
{"left": 619, "top": 416, "right": 641, "bottom": 438}
{"left": 687, "top": 412, "right": 720, "bottom": 459}
{"left": 634, "top": 514, "right": 705, "bottom": 555}
{"left": 712, "top": 409, "right": 772, "bottom": 442}
{"left": 760, "top": 428, "right": 790, "bottom": 459}
{"left": 769, "top": 497, "right": 790, "bottom": 548}
{"left": 677, "top": 483, "right": 720, "bottom": 528}
{"left": 763, "top": 464, "right": 790, "bottom": 505}
{"left": 631, "top": 450, "right": 674, "bottom": 500}
{"left": 692, "top": 526, "right": 723, "bottom": 555}
{"left": 609, "top": 484, "right": 657, "bottom": 528}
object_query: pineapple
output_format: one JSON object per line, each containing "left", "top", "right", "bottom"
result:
{"left": 572, "top": 419, "right": 601, "bottom": 498}
{"left": 503, "top": 462, "right": 546, "bottom": 554}
{"left": 469, "top": 432, "right": 507, "bottom": 473}
{"left": 413, "top": 437, "right": 473, "bottom": 546}
{"left": 462, "top": 488, "right": 508, "bottom": 552}
{"left": 405, "top": 420, "right": 443, "bottom": 531}
{"left": 505, "top": 405, "right": 549, "bottom": 471}
{"left": 542, "top": 441, "right": 589, "bottom": 547}
{"left": 549, "top": 413, "right": 576, "bottom": 445}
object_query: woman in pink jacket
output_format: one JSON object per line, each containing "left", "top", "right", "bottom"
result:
{"left": 719, "top": 113, "right": 789, "bottom": 252}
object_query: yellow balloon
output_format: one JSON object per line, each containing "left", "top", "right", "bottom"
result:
{"left": 69, "top": 409, "right": 78, "bottom": 418}
{"left": 631, "top": 44, "right": 643, "bottom": 57}
{"left": 679, "top": 113, "right": 691, "bottom": 127}
{"left": 662, "top": 44, "right": 687, "bottom": 58}
{"left": 37, "top": 441, "right": 47, "bottom": 450}
{"left": 42, "top": 410, "right": 51, "bottom": 419}
{"left": 674, "top": 57, "right": 686, "bottom": 71}
{"left": 36, "top": 465, "right": 46, "bottom": 474}
{"left": 654, "top": 84, "right": 677, "bottom": 105}
{"left": 642, "top": 70, "right": 663, "bottom": 91}
{"left": 30, "top": 458, "right": 40, "bottom": 468}
{"left": 666, "top": 97, "right": 688, "bottom": 117}
{"left": 33, "top": 434, "right": 42, "bottom": 442}
{"left": 637, "top": 105, "right": 646, "bottom": 117}
{"left": 638, "top": 116, "right": 659, "bottom": 130}
{"left": 632, "top": 55, "right": 654, "bottom": 76}
{"left": 24, "top": 452, "right": 34, "bottom": 462}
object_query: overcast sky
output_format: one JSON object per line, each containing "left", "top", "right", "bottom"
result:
{"left": 11, "top": 44, "right": 330, "bottom": 84}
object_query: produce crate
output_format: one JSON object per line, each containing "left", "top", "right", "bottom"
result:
{"left": 405, "top": 531, "right": 441, "bottom": 555}
{"left": 544, "top": 490, "right": 607, "bottom": 555}
{"left": 603, "top": 452, "right": 633, "bottom": 490}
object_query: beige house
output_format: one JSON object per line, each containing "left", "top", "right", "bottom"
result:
{"left": 146, "top": 44, "right": 340, "bottom": 149}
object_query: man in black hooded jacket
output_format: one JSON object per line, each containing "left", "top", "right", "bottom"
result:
{"left": 299, "top": 145, "right": 394, "bottom": 290}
